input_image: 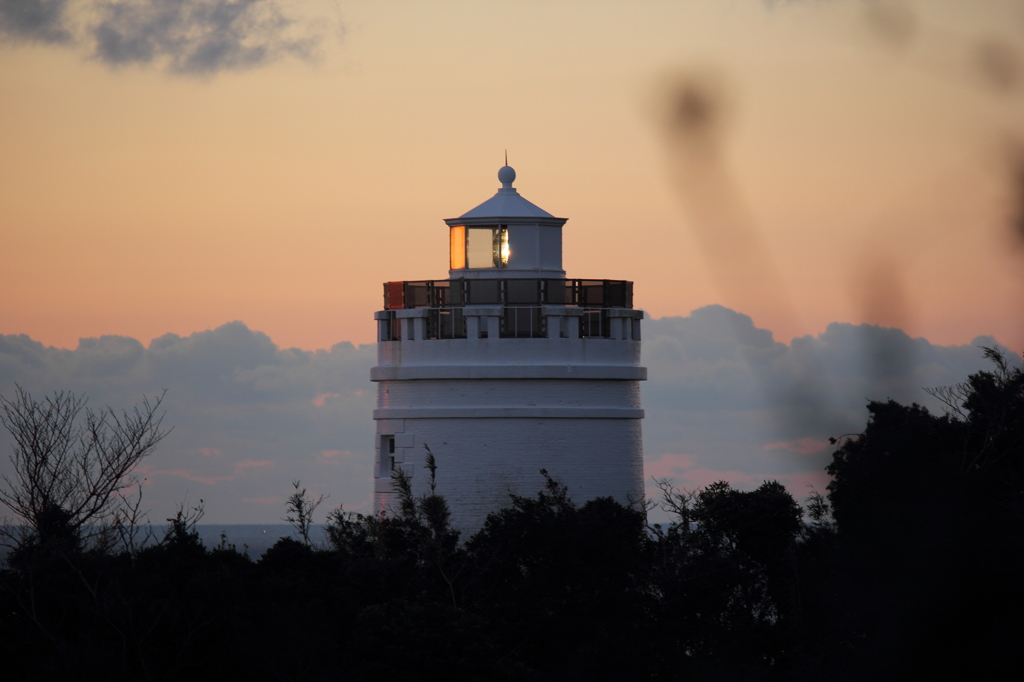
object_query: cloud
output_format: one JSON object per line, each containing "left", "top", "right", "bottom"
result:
{"left": 764, "top": 438, "right": 831, "bottom": 455}
{"left": 641, "top": 306, "right": 1015, "bottom": 519}
{"left": 0, "top": 312, "right": 1013, "bottom": 523}
{"left": 0, "top": 321, "right": 376, "bottom": 523}
{"left": 233, "top": 458, "right": 273, "bottom": 474}
{"left": 242, "top": 496, "right": 281, "bottom": 505}
{"left": 0, "top": 0, "right": 73, "bottom": 44}
{"left": 139, "top": 466, "right": 235, "bottom": 486}
{"left": 644, "top": 453, "right": 697, "bottom": 480}
{"left": 312, "top": 392, "right": 340, "bottom": 407}
{"left": 317, "top": 448, "right": 353, "bottom": 464}
{"left": 0, "top": 0, "right": 330, "bottom": 75}
{"left": 92, "top": 0, "right": 319, "bottom": 74}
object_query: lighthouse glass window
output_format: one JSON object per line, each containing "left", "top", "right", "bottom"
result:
{"left": 456, "top": 226, "right": 509, "bottom": 269}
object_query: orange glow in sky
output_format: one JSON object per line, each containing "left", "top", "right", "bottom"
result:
{"left": 2, "top": 0, "right": 1023, "bottom": 351}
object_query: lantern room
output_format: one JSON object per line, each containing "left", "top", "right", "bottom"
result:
{"left": 445, "top": 165, "right": 567, "bottom": 280}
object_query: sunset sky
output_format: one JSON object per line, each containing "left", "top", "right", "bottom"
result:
{"left": 4, "top": 0, "right": 1023, "bottom": 351}
{"left": 2, "top": 0, "right": 1024, "bottom": 524}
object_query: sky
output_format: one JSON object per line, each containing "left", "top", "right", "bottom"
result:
{"left": 2, "top": 0, "right": 1024, "bottom": 524}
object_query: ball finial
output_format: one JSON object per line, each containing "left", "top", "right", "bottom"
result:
{"left": 498, "top": 165, "right": 516, "bottom": 188}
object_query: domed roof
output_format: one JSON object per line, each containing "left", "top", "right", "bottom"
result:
{"left": 456, "top": 166, "right": 557, "bottom": 220}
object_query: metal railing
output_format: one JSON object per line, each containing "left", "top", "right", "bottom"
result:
{"left": 579, "top": 309, "right": 611, "bottom": 339}
{"left": 382, "top": 278, "right": 633, "bottom": 311}
{"left": 501, "top": 306, "right": 545, "bottom": 338}
{"left": 427, "top": 307, "right": 467, "bottom": 339}
{"left": 378, "top": 306, "right": 624, "bottom": 340}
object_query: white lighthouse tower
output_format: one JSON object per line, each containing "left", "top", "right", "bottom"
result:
{"left": 371, "top": 165, "right": 646, "bottom": 530}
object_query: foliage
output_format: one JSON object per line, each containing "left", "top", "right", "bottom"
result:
{"left": 465, "top": 470, "right": 656, "bottom": 678}
{"left": 2, "top": 349, "right": 1022, "bottom": 678}
{"left": 820, "top": 347, "right": 1024, "bottom": 678}
{"left": 283, "top": 479, "right": 325, "bottom": 546}
{"left": 653, "top": 478, "right": 804, "bottom": 679}
{"left": 163, "top": 497, "right": 205, "bottom": 549}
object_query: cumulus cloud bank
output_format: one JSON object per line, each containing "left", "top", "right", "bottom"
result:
{"left": 0, "top": 308, "right": 1011, "bottom": 523}
{"left": 0, "top": 0, "right": 328, "bottom": 74}
{"left": 0, "top": 321, "right": 376, "bottom": 523}
{"left": 642, "top": 306, "right": 1011, "bottom": 504}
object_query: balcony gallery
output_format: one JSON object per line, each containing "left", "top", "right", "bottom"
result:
{"left": 378, "top": 279, "right": 638, "bottom": 341}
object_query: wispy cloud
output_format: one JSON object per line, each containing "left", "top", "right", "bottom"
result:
{"left": 233, "top": 458, "right": 273, "bottom": 474}
{"left": 92, "top": 0, "right": 321, "bottom": 74}
{"left": 311, "top": 392, "right": 340, "bottom": 407}
{"left": 242, "top": 496, "right": 282, "bottom": 505}
{"left": 644, "top": 453, "right": 697, "bottom": 480}
{"left": 764, "top": 438, "right": 830, "bottom": 455}
{"left": 0, "top": 0, "right": 334, "bottom": 75}
{"left": 141, "top": 466, "right": 235, "bottom": 486}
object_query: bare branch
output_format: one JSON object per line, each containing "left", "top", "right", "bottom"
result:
{"left": 654, "top": 476, "right": 697, "bottom": 522}
{"left": 923, "top": 383, "right": 970, "bottom": 421}
{"left": 0, "top": 385, "right": 169, "bottom": 544}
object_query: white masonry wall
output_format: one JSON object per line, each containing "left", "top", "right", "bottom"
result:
{"left": 371, "top": 306, "right": 646, "bottom": 533}
{"left": 373, "top": 415, "right": 644, "bottom": 532}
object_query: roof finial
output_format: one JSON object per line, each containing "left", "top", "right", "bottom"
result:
{"left": 498, "top": 162, "right": 516, "bottom": 189}
{"left": 505, "top": 149, "right": 508, "bottom": 166}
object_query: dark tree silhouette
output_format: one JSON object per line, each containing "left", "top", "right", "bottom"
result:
{"left": 822, "top": 348, "right": 1024, "bottom": 678}
{"left": 465, "top": 471, "right": 656, "bottom": 679}
{"left": 654, "top": 479, "right": 803, "bottom": 680}
{"left": 0, "top": 385, "right": 167, "bottom": 545}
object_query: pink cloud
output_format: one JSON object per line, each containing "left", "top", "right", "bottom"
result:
{"left": 646, "top": 467, "right": 762, "bottom": 493}
{"left": 233, "top": 459, "right": 273, "bottom": 474}
{"left": 764, "top": 438, "right": 831, "bottom": 455}
{"left": 311, "top": 392, "right": 341, "bottom": 407}
{"left": 318, "top": 449, "right": 354, "bottom": 463}
{"left": 644, "top": 453, "right": 697, "bottom": 480}
{"left": 242, "top": 497, "right": 284, "bottom": 505}
{"left": 141, "top": 468, "right": 234, "bottom": 486}
{"left": 643, "top": 465, "right": 832, "bottom": 503}
{"left": 133, "top": 459, "right": 274, "bottom": 487}
{"left": 198, "top": 447, "right": 222, "bottom": 457}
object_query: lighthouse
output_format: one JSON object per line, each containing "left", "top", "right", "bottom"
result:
{"left": 371, "top": 165, "right": 646, "bottom": 530}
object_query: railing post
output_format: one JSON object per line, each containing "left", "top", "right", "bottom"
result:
{"left": 552, "top": 305, "right": 585, "bottom": 337}
{"left": 373, "top": 311, "right": 393, "bottom": 341}
{"left": 463, "top": 305, "right": 502, "bottom": 339}
{"left": 542, "top": 306, "right": 564, "bottom": 339}
{"left": 466, "top": 312, "right": 480, "bottom": 339}
{"left": 608, "top": 309, "right": 642, "bottom": 340}
{"left": 396, "top": 309, "right": 429, "bottom": 341}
